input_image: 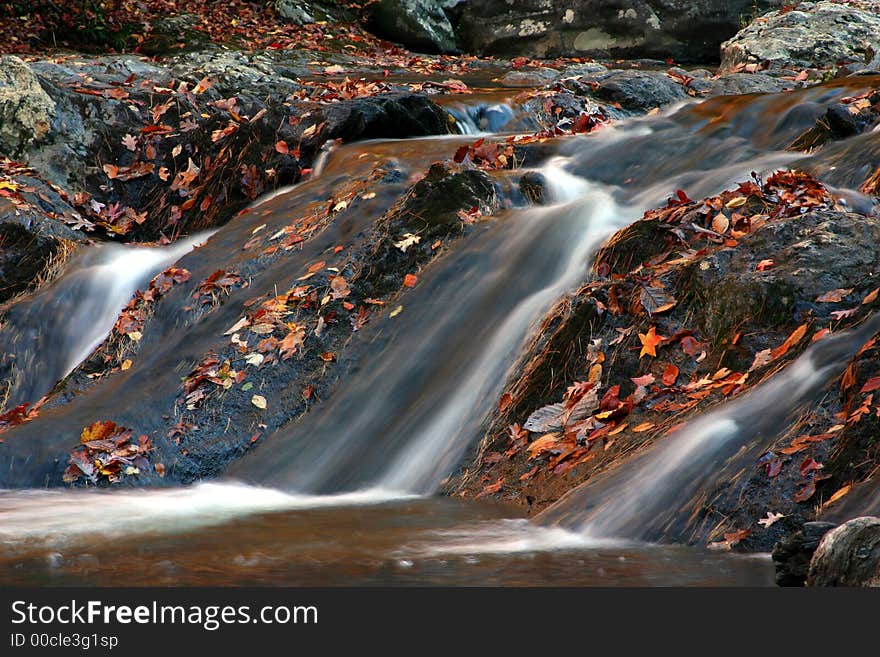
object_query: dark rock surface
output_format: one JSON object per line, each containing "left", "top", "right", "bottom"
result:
{"left": 808, "top": 516, "right": 880, "bottom": 586}
{"left": 772, "top": 521, "right": 836, "bottom": 586}
{"left": 368, "top": 0, "right": 458, "bottom": 54}
{"left": 456, "top": 0, "right": 783, "bottom": 62}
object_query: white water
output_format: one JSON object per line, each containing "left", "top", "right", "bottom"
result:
{"left": 61, "top": 233, "right": 211, "bottom": 376}
{"left": 540, "top": 313, "right": 880, "bottom": 540}
{"left": 0, "top": 483, "right": 413, "bottom": 551}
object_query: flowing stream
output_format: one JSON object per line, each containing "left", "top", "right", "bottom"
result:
{"left": 1, "top": 78, "right": 877, "bottom": 585}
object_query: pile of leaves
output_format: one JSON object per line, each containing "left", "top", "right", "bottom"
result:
{"left": 0, "top": 1, "right": 371, "bottom": 54}
{"left": 63, "top": 420, "right": 159, "bottom": 484}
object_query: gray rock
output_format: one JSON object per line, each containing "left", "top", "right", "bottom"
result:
{"left": 687, "top": 72, "right": 792, "bottom": 97}
{"left": 808, "top": 516, "right": 880, "bottom": 586}
{"left": 772, "top": 521, "right": 836, "bottom": 586}
{"left": 721, "top": 1, "right": 880, "bottom": 71}
{"left": 456, "top": 1, "right": 784, "bottom": 62}
{"left": 369, "top": 0, "right": 457, "bottom": 54}
{"left": 587, "top": 69, "right": 689, "bottom": 113}
{"left": 0, "top": 56, "right": 56, "bottom": 157}
{"left": 275, "top": 0, "right": 315, "bottom": 25}
{"left": 168, "top": 49, "right": 301, "bottom": 98}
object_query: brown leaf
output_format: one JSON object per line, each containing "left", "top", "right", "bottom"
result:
{"left": 661, "top": 363, "right": 679, "bottom": 386}
{"left": 769, "top": 323, "right": 808, "bottom": 360}
{"left": 815, "top": 288, "right": 853, "bottom": 303}
{"left": 860, "top": 376, "right": 880, "bottom": 393}
{"left": 822, "top": 484, "right": 852, "bottom": 508}
{"left": 640, "top": 282, "right": 677, "bottom": 315}
{"left": 793, "top": 480, "right": 817, "bottom": 503}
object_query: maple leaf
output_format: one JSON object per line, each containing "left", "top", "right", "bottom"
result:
{"left": 638, "top": 327, "right": 664, "bottom": 358}
{"left": 403, "top": 274, "right": 418, "bottom": 288}
{"left": 121, "top": 133, "right": 138, "bottom": 151}
{"left": 394, "top": 233, "right": 421, "bottom": 253}
{"left": 758, "top": 512, "right": 785, "bottom": 528}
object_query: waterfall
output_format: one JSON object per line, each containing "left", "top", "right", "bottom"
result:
{"left": 537, "top": 314, "right": 880, "bottom": 542}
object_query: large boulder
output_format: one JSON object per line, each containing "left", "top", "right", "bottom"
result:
{"left": 0, "top": 56, "right": 55, "bottom": 158}
{"left": 721, "top": 1, "right": 880, "bottom": 72}
{"left": 808, "top": 517, "right": 880, "bottom": 586}
{"left": 455, "top": 0, "right": 783, "bottom": 62}
{"left": 275, "top": 0, "right": 315, "bottom": 25}
{"left": 368, "top": 0, "right": 458, "bottom": 54}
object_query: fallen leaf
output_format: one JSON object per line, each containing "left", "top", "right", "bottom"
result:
{"left": 394, "top": 233, "right": 421, "bottom": 252}
{"left": 638, "top": 327, "right": 664, "bottom": 358}
{"left": 863, "top": 287, "right": 880, "bottom": 305}
{"left": 526, "top": 433, "right": 561, "bottom": 457}
{"left": 403, "top": 274, "right": 418, "bottom": 288}
{"left": 631, "top": 373, "right": 655, "bottom": 387}
{"left": 793, "top": 480, "right": 816, "bottom": 503}
{"left": 822, "top": 484, "right": 852, "bottom": 508}
{"left": 816, "top": 288, "right": 853, "bottom": 303}
{"left": 661, "top": 363, "right": 679, "bottom": 386}
{"left": 640, "top": 283, "right": 677, "bottom": 315}
{"left": 523, "top": 403, "right": 565, "bottom": 433}
{"left": 251, "top": 395, "right": 267, "bottom": 410}
{"left": 860, "top": 376, "right": 880, "bottom": 393}
{"left": 758, "top": 512, "right": 785, "bottom": 528}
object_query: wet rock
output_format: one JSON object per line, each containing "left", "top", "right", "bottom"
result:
{"left": 138, "top": 14, "right": 211, "bottom": 56}
{"left": 687, "top": 210, "right": 880, "bottom": 348}
{"left": 275, "top": 0, "right": 315, "bottom": 25}
{"left": 499, "top": 68, "right": 560, "bottom": 88}
{"left": 318, "top": 93, "right": 453, "bottom": 143}
{"left": 390, "top": 161, "right": 496, "bottom": 228}
{"left": 721, "top": 1, "right": 880, "bottom": 72}
{"left": 0, "top": 56, "right": 55, "bottom": 157}
{"left": 808, "top": 517, "right": 880, "bottom": 586}
{"left": 0, "top": 177, "right": 86, "bottom": 302}
{"left": 456, "top": 1, "right": 783, "bottom": 62}
{"left": 519, "top": 171, "right": 547, "bottom": 205}
{"left": 772, "top": 521, "right": 836, "bottom": 586}
{"left": 368, "top": 0, "right": 457, "bottom": 54}
{"left": 585, "top": 69, "right": 689, "bottom": 113}
{"left": 168, "top": 49, "right": 302, "bottom": 98}
{"left": 686, "top": 72, "right": 791, "bottom": 97}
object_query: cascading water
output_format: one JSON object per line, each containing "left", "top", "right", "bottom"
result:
{"left": 0, "top": 234, "right": 210, "bottom": 408}
{"left": 1, "top": 82, "right": 877, "bottom": 585}
{"left": 537, "top": 315, "right": 880, "bottom": 542}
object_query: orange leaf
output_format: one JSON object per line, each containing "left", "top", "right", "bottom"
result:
{"left": 403, "top": 274, "right": 418, "bottom": 288}
{"left": 822, "top": 484, "right": 852, "bottom": 508}
{"left": 661, "top": 363, "right": 679, "bottom": 386}
{"left": 860, "top": 376, "right": 880, "bottom": 393}
{"left": 863, "top": 287, "right": 880, "bottom": 305}
{"left": 638, "top": 326, "right": 664, "bottom": 358}
{"left": 769, "top": 323, "right": 807, "bottom": 360}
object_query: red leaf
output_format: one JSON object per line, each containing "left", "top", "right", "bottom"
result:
{"left": 661, "top": 363, "right": 679, "bottom": 386}
{"left": 860, "top": 376, "right": 880, "bottom": 393}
